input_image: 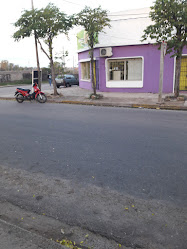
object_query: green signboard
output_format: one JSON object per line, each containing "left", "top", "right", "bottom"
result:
{"left": 77, "top": 30, "right": 88, "bottom": 50}
{"left": 77, "top": 30, "right": 99, "bottom": 50}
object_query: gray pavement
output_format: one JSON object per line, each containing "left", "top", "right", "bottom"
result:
{"left": 0, "top": 101, "right": 187, "bottom": 249}
{"left": 0, "top": 218, "right": 65, "bottom": 249}
{"left": 0, "top": 84, "right": 187, "bottom": 249}
{"left": 0, "top": 84, "right": 187, "bottom": 109}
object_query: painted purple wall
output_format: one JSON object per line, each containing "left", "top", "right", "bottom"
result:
{"left": 78, "top": 49, "right": 100, "bottom": 90}
{"left": 78, "top": 44, "right": 187, "bottom": 93}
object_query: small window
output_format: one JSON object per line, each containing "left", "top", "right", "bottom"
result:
{"left": 81, "top": 62, "right": 90, "bottom": 80}
{"left": 109, "top": 60, "right": 124, "bottom": 81}
{"left": 127, "top": 58, "right": 142, "bottom": 81}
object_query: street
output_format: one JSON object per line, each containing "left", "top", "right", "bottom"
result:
{"left": 0, "top": 100, "right": 186, "bottom": 249}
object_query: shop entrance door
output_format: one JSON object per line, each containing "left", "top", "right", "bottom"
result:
{"left": 179, "top": 57, "right": 187, "bottom": 91}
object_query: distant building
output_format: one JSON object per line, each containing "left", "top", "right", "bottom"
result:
{"left": 77, "top": 8, "right": 187, "bottom": 93}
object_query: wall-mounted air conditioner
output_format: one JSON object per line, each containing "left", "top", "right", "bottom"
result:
{"left": 100, "top": 47, "right": 113, "bottom": 57}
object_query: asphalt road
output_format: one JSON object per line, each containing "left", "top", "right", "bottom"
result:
{"left": 0, "top": 100, "right": 187, "bottom": 248}
{"left": 0, "top": 100, "right": 186, "bottom": 203}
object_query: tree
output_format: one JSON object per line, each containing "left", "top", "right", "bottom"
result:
{"left": 142, "top": 0, "right": 187, "bottom": 97}
{"left": 9, "top": 63, "right": 14, "bottom": 71}
{"left": 0, "top": 60, "right": 9, "bottom": 71}
{"left": 55, "top": 49, "right": 69, "bottom": 74}
{"left": 13, "top": 3, "right": 73, "bottom": 95}
{"left": 76, "top": 6, "right": 111, "bottom": 96}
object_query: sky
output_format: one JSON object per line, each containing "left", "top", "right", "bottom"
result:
{"left": 0, "top": 0, "right": 155, "bottom": 68}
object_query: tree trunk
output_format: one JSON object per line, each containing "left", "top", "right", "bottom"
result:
{"left": 90, "top": 47, "right": 96, "bottom": 95}
{"left": 50, "top": 59, "right": 58, "bottom": 95}
{"left": 49, "top": 41, "right": 58, "bottom": 96}
{"left": 34, "top": 35, "right": 41, "bottom": 90}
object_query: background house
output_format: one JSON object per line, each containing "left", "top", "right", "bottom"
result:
{"left": 77, "top": 8, "right": 187, "bottom": 93}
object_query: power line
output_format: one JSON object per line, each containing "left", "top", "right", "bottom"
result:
{"left": 108, "top": 12, "right": 149, "bottom": 16}
{"left": 54, "top": 0, "right": 150, "bottom": 21}
{"left": 60, "top": 0, "right": 83, "bottom": 6}
{"left": 60, "top": 1, "right": 150, "bottom": 15}
{"left": 110, "top": 16, "right": 149, "bottom": 21}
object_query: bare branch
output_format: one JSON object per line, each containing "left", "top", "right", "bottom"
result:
{"left": 37, "top": 39, "right": 50, "bottom": 60}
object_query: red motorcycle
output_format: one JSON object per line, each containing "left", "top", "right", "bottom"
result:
{"left": 15, "top": 83, "right": 47, "bottom": 103}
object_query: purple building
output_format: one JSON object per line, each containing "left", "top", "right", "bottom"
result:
{"left": 77, "top": 8, "right": 187, "bottom": 93}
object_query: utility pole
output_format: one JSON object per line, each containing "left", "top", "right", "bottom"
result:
{"left": 158, "top": 41, "right": 167, "bottom": 103}
{"left": 31, "top": 0, "right": 41, "bottom": 90}
{"left": 73, "top": 56, "right": 74, "bottom": 75}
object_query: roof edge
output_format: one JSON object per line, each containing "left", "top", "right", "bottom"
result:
{"left": 77, "top": 42, "right": 156, "bottom": 53}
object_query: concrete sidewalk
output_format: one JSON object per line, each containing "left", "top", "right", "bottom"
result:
{"left": 0, "top": 84, "right": 187, "bottom": 110}
{"left": 0, "top": 218, "right": 66, "bottom": 249}
{"left": 45, "top": 86, "right": 187, "bottom": 110}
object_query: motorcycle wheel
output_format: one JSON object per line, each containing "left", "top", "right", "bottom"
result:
{"left": 37, "top": 93, "right": 47, "bottom": 103}
{"left": 16, "top": 94, "right": 24, "bottom": 103}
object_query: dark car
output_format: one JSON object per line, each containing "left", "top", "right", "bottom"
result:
{"left": 55, "top": 74, "right": 79, "bottom": 88}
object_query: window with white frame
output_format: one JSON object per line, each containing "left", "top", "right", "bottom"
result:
{"left": 106, "top": 57, "right": 143, "bottom": 88}
{"left": 108, "top": 58, "right": 142, "bottom": 81}
{"left": 81, "top": 61, "right": 90, "bottom": 80}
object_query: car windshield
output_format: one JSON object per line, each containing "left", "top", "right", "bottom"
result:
{"left": 56, "top": 75, "right": 64, "bottom": 79}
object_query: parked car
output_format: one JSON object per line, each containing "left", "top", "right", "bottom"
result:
{"left": 55, "top": 74, "right": 79, "bottom": 88}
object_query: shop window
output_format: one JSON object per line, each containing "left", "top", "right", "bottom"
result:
{"left": 81, "top": 61, "right": 90, "bottom": 80}
{"left": 109, "top": 58, "right": 142, "bottom": 81}
{"left": 106, "top": 57, "right": 143, "bottom": 88}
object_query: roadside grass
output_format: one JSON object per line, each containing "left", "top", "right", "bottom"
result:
{"left": 0, "top": 80, "right": 48, "bottom": 86}
{"left": 0, "top": 80, "right": 32, "bottom": 86}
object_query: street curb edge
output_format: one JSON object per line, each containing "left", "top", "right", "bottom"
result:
{"left": 0, "top": 97, "right": 187, "bottom": 111}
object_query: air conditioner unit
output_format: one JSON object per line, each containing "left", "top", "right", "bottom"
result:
{"left": 100, "top": 47, "right": 113, "bottom": 57}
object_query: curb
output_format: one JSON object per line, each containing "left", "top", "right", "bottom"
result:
{"left": 0, "top": 97, "right": 15, "bottom": 101}
{"left": 49, "top": 100, "right": 187, "bottom": 111}
{"left": 59, "top": 100, "right": 132, "bottom": 108}
{"left": 0, "top": 85, "right": 19, "bottom": 88}
{"left": 0, "top": 97, "right": 187, "bottom": 111}
{"left": 131, "top": 104, "right": 187, "bottom": 111}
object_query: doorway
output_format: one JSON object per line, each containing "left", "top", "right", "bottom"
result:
{"left": 179, "top": 56, "right": 187, "bottom": 91}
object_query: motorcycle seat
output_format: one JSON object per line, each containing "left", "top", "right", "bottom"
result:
{"left": 17, "top": 88, "right": 30, "bottom": 93}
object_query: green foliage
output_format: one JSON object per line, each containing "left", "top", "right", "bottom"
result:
{"left": 142, "top": 0, "right": 187, "bottom": 57}
{"left": 76, "top": 6, "right": 110, "bottom": 95}
{"left": 55, "top": 50, "right": 69, "bottom": 74}
{"left": 13, "top": 9, "right": 36, "bottom": 40}
{"left": 13, "top": 3, "right": 73, "bottom": 42}
{"left": 76, "top": 6, "right": 111, "bottom": 48}
{"left": 142, "top": 0, "right": 187, "bottom": 97}
{"left": 53, "top": 61, "right": 64, "bottom": 74}
{"left": 13, "top": 3, "right": 73, "bottom": 95}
